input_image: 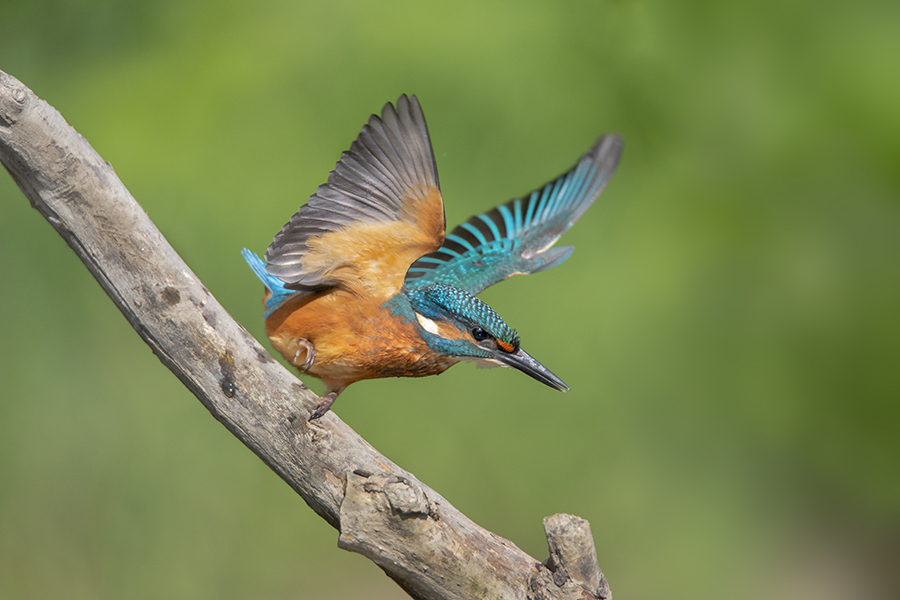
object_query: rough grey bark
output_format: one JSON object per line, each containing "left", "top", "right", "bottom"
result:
{"left": 0, "top": 69, "right": 610, "bottom": 600}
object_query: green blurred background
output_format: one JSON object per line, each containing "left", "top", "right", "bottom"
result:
{"left": 2, "top": 1, "right": 898, "bottom": 598}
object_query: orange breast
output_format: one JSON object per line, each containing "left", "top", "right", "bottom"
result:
{"left": 264, "top": 289, "right": 456, "bottom": 390}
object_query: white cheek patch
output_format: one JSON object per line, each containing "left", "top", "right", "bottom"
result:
{"left": 415, "top": 312, "right": 442, "bottom": 336}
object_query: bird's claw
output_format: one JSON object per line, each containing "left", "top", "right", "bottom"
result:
{"left": 309, "top": 392, "right": 338, "bottom": 421}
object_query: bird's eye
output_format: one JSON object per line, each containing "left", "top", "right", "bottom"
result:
{"left": 471, "top": 327, "right": 490, "bottom": 341}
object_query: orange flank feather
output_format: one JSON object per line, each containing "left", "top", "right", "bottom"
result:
{"left": 264, "top": 287, "right": 457, "bottom": 392}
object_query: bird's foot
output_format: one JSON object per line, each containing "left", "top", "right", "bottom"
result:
{"left": 309, "top": 391, "right": 339, "bottom": 421}
{"left": 293, "top": 338, "right": 316, "bottom": 372}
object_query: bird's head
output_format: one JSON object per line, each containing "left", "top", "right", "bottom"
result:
{"left": 406, "top": 284, "right": 568, "bottom": 391}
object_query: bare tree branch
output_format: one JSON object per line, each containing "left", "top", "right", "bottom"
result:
{"left": 0, "top": 69, "right": 610, "bottom": 600}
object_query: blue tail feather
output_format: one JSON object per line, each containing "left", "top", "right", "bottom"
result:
{"left": 241, "top": 248, "right": 296, "bottom": 318}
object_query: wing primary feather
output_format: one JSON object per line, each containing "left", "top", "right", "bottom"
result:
{"left": 445, "top": 232, "right": 478, "bottom": 253}
{"left": 512, "top": 197, "right": 524, "bottom": 231}
{"left": 440, "top": 237, "right": 470, "bottom": 257}
{"left": 415, "top": 256, "right": 450, "bottom": 265}
{"left": 459, "top": 221, "right": 489, "bottom": 246}
{"left": 370, "top": 115, "right": 411, "bottom": 192}
{"left": 497, "top": 205, "right": 515, "bottom": 237}
{"left": 392, "top": 95, "right": 426, "bottom": 186}
{"left": 476, "top": 213, "right": 503, "bottom": 241}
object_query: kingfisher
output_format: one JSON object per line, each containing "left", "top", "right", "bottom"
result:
{"left": 243, "top": 95, "right": 622, "bottom": 420}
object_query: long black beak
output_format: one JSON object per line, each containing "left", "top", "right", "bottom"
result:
{"left": 495, "top": 347, "right": 569, "bottom": 391}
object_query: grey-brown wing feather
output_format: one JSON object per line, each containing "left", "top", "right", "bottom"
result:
{"left": 264, "top": 94, "right": 444, "bottom": 291}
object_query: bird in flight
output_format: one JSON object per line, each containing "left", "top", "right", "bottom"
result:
{"left": 244, "top": 95, "right": 622, "bottom": 420}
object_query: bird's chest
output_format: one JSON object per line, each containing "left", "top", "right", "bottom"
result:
{"left": 330, "top": 307, "right": 454, "bottom": 378}
{"left": 266, "top": 291, "right": 455, "bottom": 385}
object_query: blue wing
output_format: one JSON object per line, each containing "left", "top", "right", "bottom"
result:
{"left": 404, "top": 133, "right": 623, "bottom": 294}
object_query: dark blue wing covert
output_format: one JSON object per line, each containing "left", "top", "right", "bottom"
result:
{"left": 405, "top": 133, "right": 623, "bottom": 295}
